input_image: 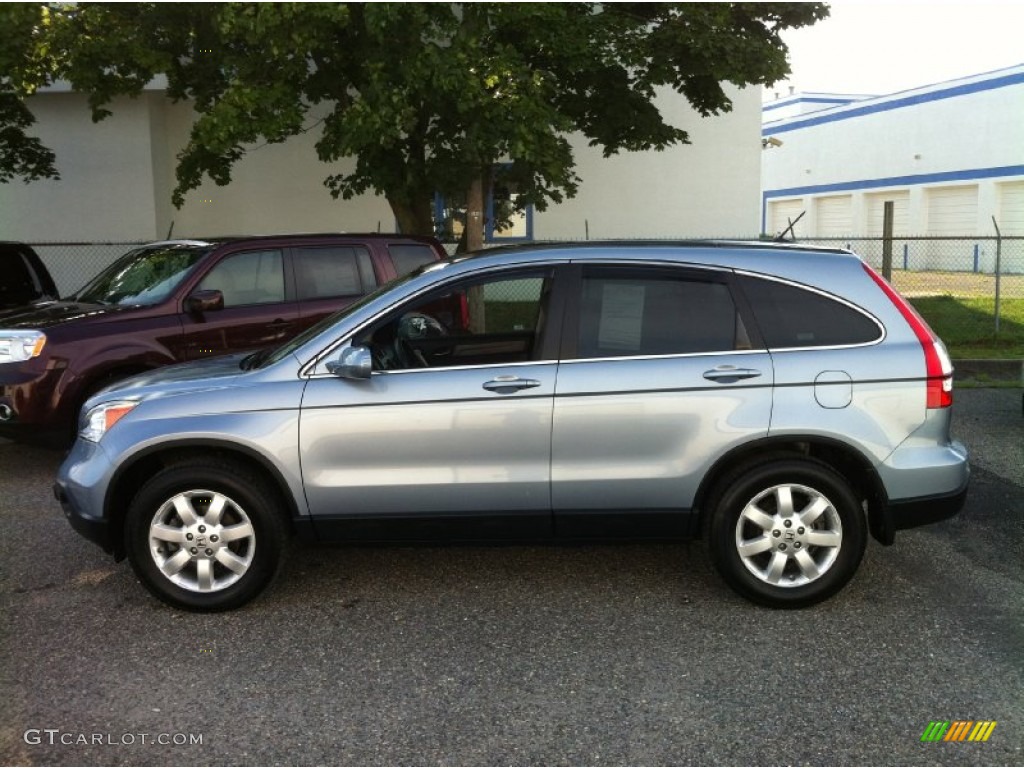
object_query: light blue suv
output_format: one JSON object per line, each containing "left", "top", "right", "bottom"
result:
{"left": 55, "top": 242, "right": 969, "bottom": 611}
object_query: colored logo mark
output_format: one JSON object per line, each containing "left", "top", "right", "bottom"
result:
{"left": 921, "top": 721, "right": 997, "bottom": 742}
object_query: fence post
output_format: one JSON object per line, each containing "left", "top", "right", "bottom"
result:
{"left": 881, "top": 201, "right": 894, "bottom": 280}
{"left": 992, "top": 217, "right": 1002, "bottom": 335}
{"left": 973, "top": 244, "right": 979, "bottom": 273}
{"left": 903, "top": 243, "right": 909, "bottom": 270}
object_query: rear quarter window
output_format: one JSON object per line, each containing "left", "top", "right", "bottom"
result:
{"left": 739, "top": 275, "right": 882, "bottom": 349}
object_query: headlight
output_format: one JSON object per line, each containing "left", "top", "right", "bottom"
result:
{"left": 80, "top": 400, "right": 140, "bottom": 443}
{"left": 0, "top": 330, "right": 47, "bottom": 363}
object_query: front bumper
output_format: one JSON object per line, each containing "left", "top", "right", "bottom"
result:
{"left": 54, "top": 437, "right": 123, "bottom": 559}
{"left": 0, "top": 360, "right": 73, "bottom": 442}
{"left": 54, "top": 481, "right": 115, "bottom": 554}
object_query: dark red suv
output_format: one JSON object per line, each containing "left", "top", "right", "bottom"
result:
{"left": 0, "top": 233, "right": 445, "bottom": 442}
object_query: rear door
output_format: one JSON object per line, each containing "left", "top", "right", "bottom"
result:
{"left": 551, "top": 263, "right": 774, "bottom": 536}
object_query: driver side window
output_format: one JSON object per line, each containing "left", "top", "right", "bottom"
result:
{"left": 360, "top": 271, "right": 552, "bottom": 371}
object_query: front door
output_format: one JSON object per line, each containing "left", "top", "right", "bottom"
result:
{"left": 180, "top": 249, "right": 299, "bottom": 359}
{"left": 299, "top": 267, "right": 562, "bottom": 540}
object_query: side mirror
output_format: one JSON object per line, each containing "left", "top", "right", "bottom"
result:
{"left": 185, "top": 289, "right": 224, "bottom": 315}
{"left": 326, "top": 345, "right": 372, "bottom": 380}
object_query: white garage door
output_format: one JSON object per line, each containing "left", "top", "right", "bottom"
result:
{"left": 866, "top": 191, "right": 909, "bottom": 236}
{"left": 769, "top": 199, "right": 806, "bottom": 239}
{"left": 927, "top": 185, "right": 978, "bottom": 235}
{"left": 998, "top": 181, "right": 1024, "bottom": 235}
{"left": 816, "top": 195, "right": 853, "bottom": 237}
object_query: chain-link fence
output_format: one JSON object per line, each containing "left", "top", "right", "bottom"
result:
{"left": 791, "top": 236, "right": 1024, "bottom": 299}
{"left": 26, "top": 235, "right": 1024, "bottom": 302}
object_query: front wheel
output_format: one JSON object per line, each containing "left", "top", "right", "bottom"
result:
{"left": 708, "top": 459, "right": 866, "bottom": 608}
{"left": 125, "top": 461, "right": 288, "bottom": 611}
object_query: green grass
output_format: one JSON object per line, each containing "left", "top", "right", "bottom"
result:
{"left": 911, "top": 296, "right": 1024, "bottom": 359}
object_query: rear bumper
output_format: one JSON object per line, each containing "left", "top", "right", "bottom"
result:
{"left": 887, "top": 475, "right": 969, "bottom": 531}
{"left": 870, "top": 468, "right": 969, "bottom": 546}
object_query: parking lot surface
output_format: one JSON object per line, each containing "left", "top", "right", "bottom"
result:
{"left": 1, "top": 388, "right": 1021, "bottom": 766}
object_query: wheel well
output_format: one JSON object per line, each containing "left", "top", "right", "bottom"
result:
{"left": 104, "top": 445, "right": 298, "bottom": 560}
{"left": 693, "top": 438, "right": 887, "bottom": 541}
{"left": 81, "top": 366, "right": 152, "bottom": 399}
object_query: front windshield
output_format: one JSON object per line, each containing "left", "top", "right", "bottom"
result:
{"left": 72, "top": 244, "right": 211, "bottom": 306}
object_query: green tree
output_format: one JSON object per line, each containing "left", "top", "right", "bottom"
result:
{"left": 5, "top": 2, "right": 827, "bottom": 248}
{"left": 0, "top": 4, "right": 59, "bottom": 183}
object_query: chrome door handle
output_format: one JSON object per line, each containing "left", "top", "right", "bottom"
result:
{"left": 482, "top": 376, "right": 541, "bottom": 393}
{"left": 703, "top": 366, "right": 762, "bottom": 382}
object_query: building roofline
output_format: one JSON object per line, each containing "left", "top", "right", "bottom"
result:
{"left": 762, "top": 94, "right": 875, "bottom": 113}
{"left": 763, "top": 63, "right": 1024, "bottom": 136}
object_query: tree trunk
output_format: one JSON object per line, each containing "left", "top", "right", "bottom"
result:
{"left": 462, "top": 173, "right": 485, "bottom": 253}
{"left": 388, "top": 195, "right": 435, "bottom": 238}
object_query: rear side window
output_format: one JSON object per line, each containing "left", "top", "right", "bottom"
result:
{"left": 577, "top": 270, "right": 747, "bottom": 358}
{"left": 293, "top": 247, "right": 375, "bottom": 300}
{"left": 388, "top": 244, "right": 438, "bottom": 277}
{"left": 739, "top": 275, "right": 881, "bottom": 349}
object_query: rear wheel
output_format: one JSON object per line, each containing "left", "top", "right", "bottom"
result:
{"left": 708, "top": 459, "right": 866, "bottom": 608}
{"left": 125, "top": 461, "right": 287, "bottom": 611}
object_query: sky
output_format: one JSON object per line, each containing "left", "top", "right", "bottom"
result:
{"left": 769, "top": 0, "right": 1024, "bottom": 100}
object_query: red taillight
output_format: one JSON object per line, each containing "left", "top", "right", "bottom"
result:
{"left": 862, "top": 263, "right": 953, "bottom": 408}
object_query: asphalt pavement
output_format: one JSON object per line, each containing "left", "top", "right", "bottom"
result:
{"left": 0, "top": 388, "right": 1021, "bottom": 766}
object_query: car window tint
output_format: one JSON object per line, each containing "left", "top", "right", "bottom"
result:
{"left": 198, "top": 250, "right": 284, "bottom": 307}
{"left": 388, "top": 244, "right": 438, "bottom": 277}
{"left": 739, "top": 275, "right": 881, "bottom": 348}
{"left": 294, "top": 246, "right": 375, "bottom": 300}
{"left": 577, "top": 272, "right": 741, "bottom": 358}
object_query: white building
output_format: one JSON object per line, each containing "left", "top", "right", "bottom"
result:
{"left": 761, "top": 64, "right": 1024, "bottom": 255}
{"left": 1, "top": 82, "right": 762, "bottom": 247}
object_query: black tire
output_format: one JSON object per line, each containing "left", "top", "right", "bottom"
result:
{"left": 125, "top": 460, "right": 288, "bottom": 611}
{"left": 708, "top": 458, "right": 866, "bottom": 608}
